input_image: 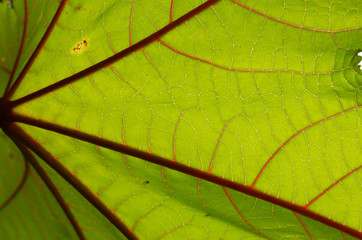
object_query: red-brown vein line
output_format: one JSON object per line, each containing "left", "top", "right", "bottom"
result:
{"left": 158, "top": 39, "right": 350, "bottom": 75}
{"left": 5, "top": 124, "right": 139, "bottom": 240}
{"left": 231, "top": 0, "right": 360, "bottom": 33}
{"left": 223, "top": 187, "right": 269, "bottom": 239}
{"left": 129, "top": 0, "right": 136, "bottom": 46}
{"left": 208, "top": 115, "right": 241, "bottom": 173}
{"left": 251, "top": 105, "right": 362, "bottom": 188}
{"left": 172, "top": 112, "right": 183, "bottom": 161}
{"left": 0, "top": 157, "right": 29, "bottom": 211}
{"left": 305, "top": 165, "right": 362, "bottom": 207}
{"left": 10, "top": 0, "right": 222, "bottom": 108}
{"left": 341, "top": 231, "right": 347, "bottom": 240}
{"left": 158, "top": 39, "right": 253, "bottom": 72}
{"left": 3, "top": 0, "right": 28, "bottom": 95}
{"left": 131, "top": 203, "right": 162, "bottom": 232}
{"left": 0, "top": 65, "right": 11, "bottom": 74}
{"left": 197, "top": 178, "right": 207, "bottom": 212}
{"left": 156, "top": 214, "right": 195, "bottom": 240}
{"left": 4, "top": 0, "right": 67, "bottom": 100}
{"left": 26, "top": 172, "right": 53, "bottom": 239}
{"left": 293, "top": 212, "right": 313, "bottom": 239}
{"left": 9, "top": 114, "right": 362, "bottom": 239}
{"left": 27, "top": 0, "right": 37, "bottom": 15}
{"left": 11, "top": 140, "right": 86, "bottom": 240}
{"left": 170, "top": 0, "right": 174, "bottom": 22}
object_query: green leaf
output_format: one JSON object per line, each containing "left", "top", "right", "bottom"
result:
{"left": 0, "top": 0, "right": 361, "bottom": 239}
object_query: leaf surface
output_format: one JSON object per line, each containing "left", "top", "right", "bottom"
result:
{"left": 0, "top": 0, "right": 361, "bottom": 239}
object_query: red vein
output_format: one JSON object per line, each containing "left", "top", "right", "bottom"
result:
{"left": 251, "top": 105, "right": 362, "bottom": 188}
{"left": 293, "top": 212, "right": 313, "bottom": 239}
{"left": 208, "top": 125, "right": 226, "bottom": 173}
{"left": 341, "top": 231, "right": 347, "bottom": 240}
{"left": 197, "top": 178, "right": 207, "bottom": 212}
{"left": 305, "top": 165, "right": 362, "bottom": 207}
{"left": 17, "top": 169, "right": 59, "bottom": 236}
{"left": 3, "top": 0, "right": 28, "bottom": 95}
{"left": 9, "top": 114, "right": 362, "bottom": 239}
{"left": 0, "top": 65, "right": 11, "bottom": 74}
{"left": 4, "top": 0, "right": 67, "bottom": 100}
{"left": 0, "top": 157, "right": 29, "bottom": 211}
{"left": 156, "top": 214, "right": 195, "bottom": 240}
{"left": 95, "top": 179, "right": 116, "bottom": 198}
{"left": 131, "top": 202, "right": 163, "bottom": 232}
{"left": 158, "top": 39, "right": 351, "bottom": 75}
{"left": 129, "top": 0, "right": 136, "bottom": 46}
{"left": 231, "top": 0, "right": 361, "bottom": 33}
{"left": 27, "top": 0, "right": 37, "bottom": 15}
{"left": 223, "top": 187, "right": 269, "bottom": 239}
{"left": 208, "top": 115, "right": 241, "bottom": 173}
{"left": 172, "top": 111, "right": 184, "bottom": 161}
{"left": 161, "top": 167, "right": 173, "bottom": 193}
{"left": 5, "top": 124, "right": 138, "bottom": 240}
{"left": 3, "top": 193, "right": 32, "bottom": 238}
{"left": 111, "top": 190, "right": 142, "bottom": 214}
{"left": 11, "top": 139, "right": 86, "bottom": 240}
{"left": 10, "top": 0, "right": 222, "bottom": 108}
{"left": 65, "top": 1, "right": 83, "bottom": 11}
{"left": 170, "top": 0, "right": 174, "bottom": 22}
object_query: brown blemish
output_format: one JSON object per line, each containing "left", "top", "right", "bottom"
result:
{"left": 72, "top": 40, "right": 88, "bottom": 53}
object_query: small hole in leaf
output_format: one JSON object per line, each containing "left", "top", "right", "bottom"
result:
{"left": 143, "top": 180, "right": 150, "bottom": 185}
{"left": 350, "top": 50, "right": 362, "bottom": 74}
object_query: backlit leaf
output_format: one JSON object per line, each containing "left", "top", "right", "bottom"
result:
{"left": 0, "top": 0, "right": 361, "bottom": 239}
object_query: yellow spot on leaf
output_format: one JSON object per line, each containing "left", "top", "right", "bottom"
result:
{"left": 71, "top": 40, "right": 88, "bottom": 53}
